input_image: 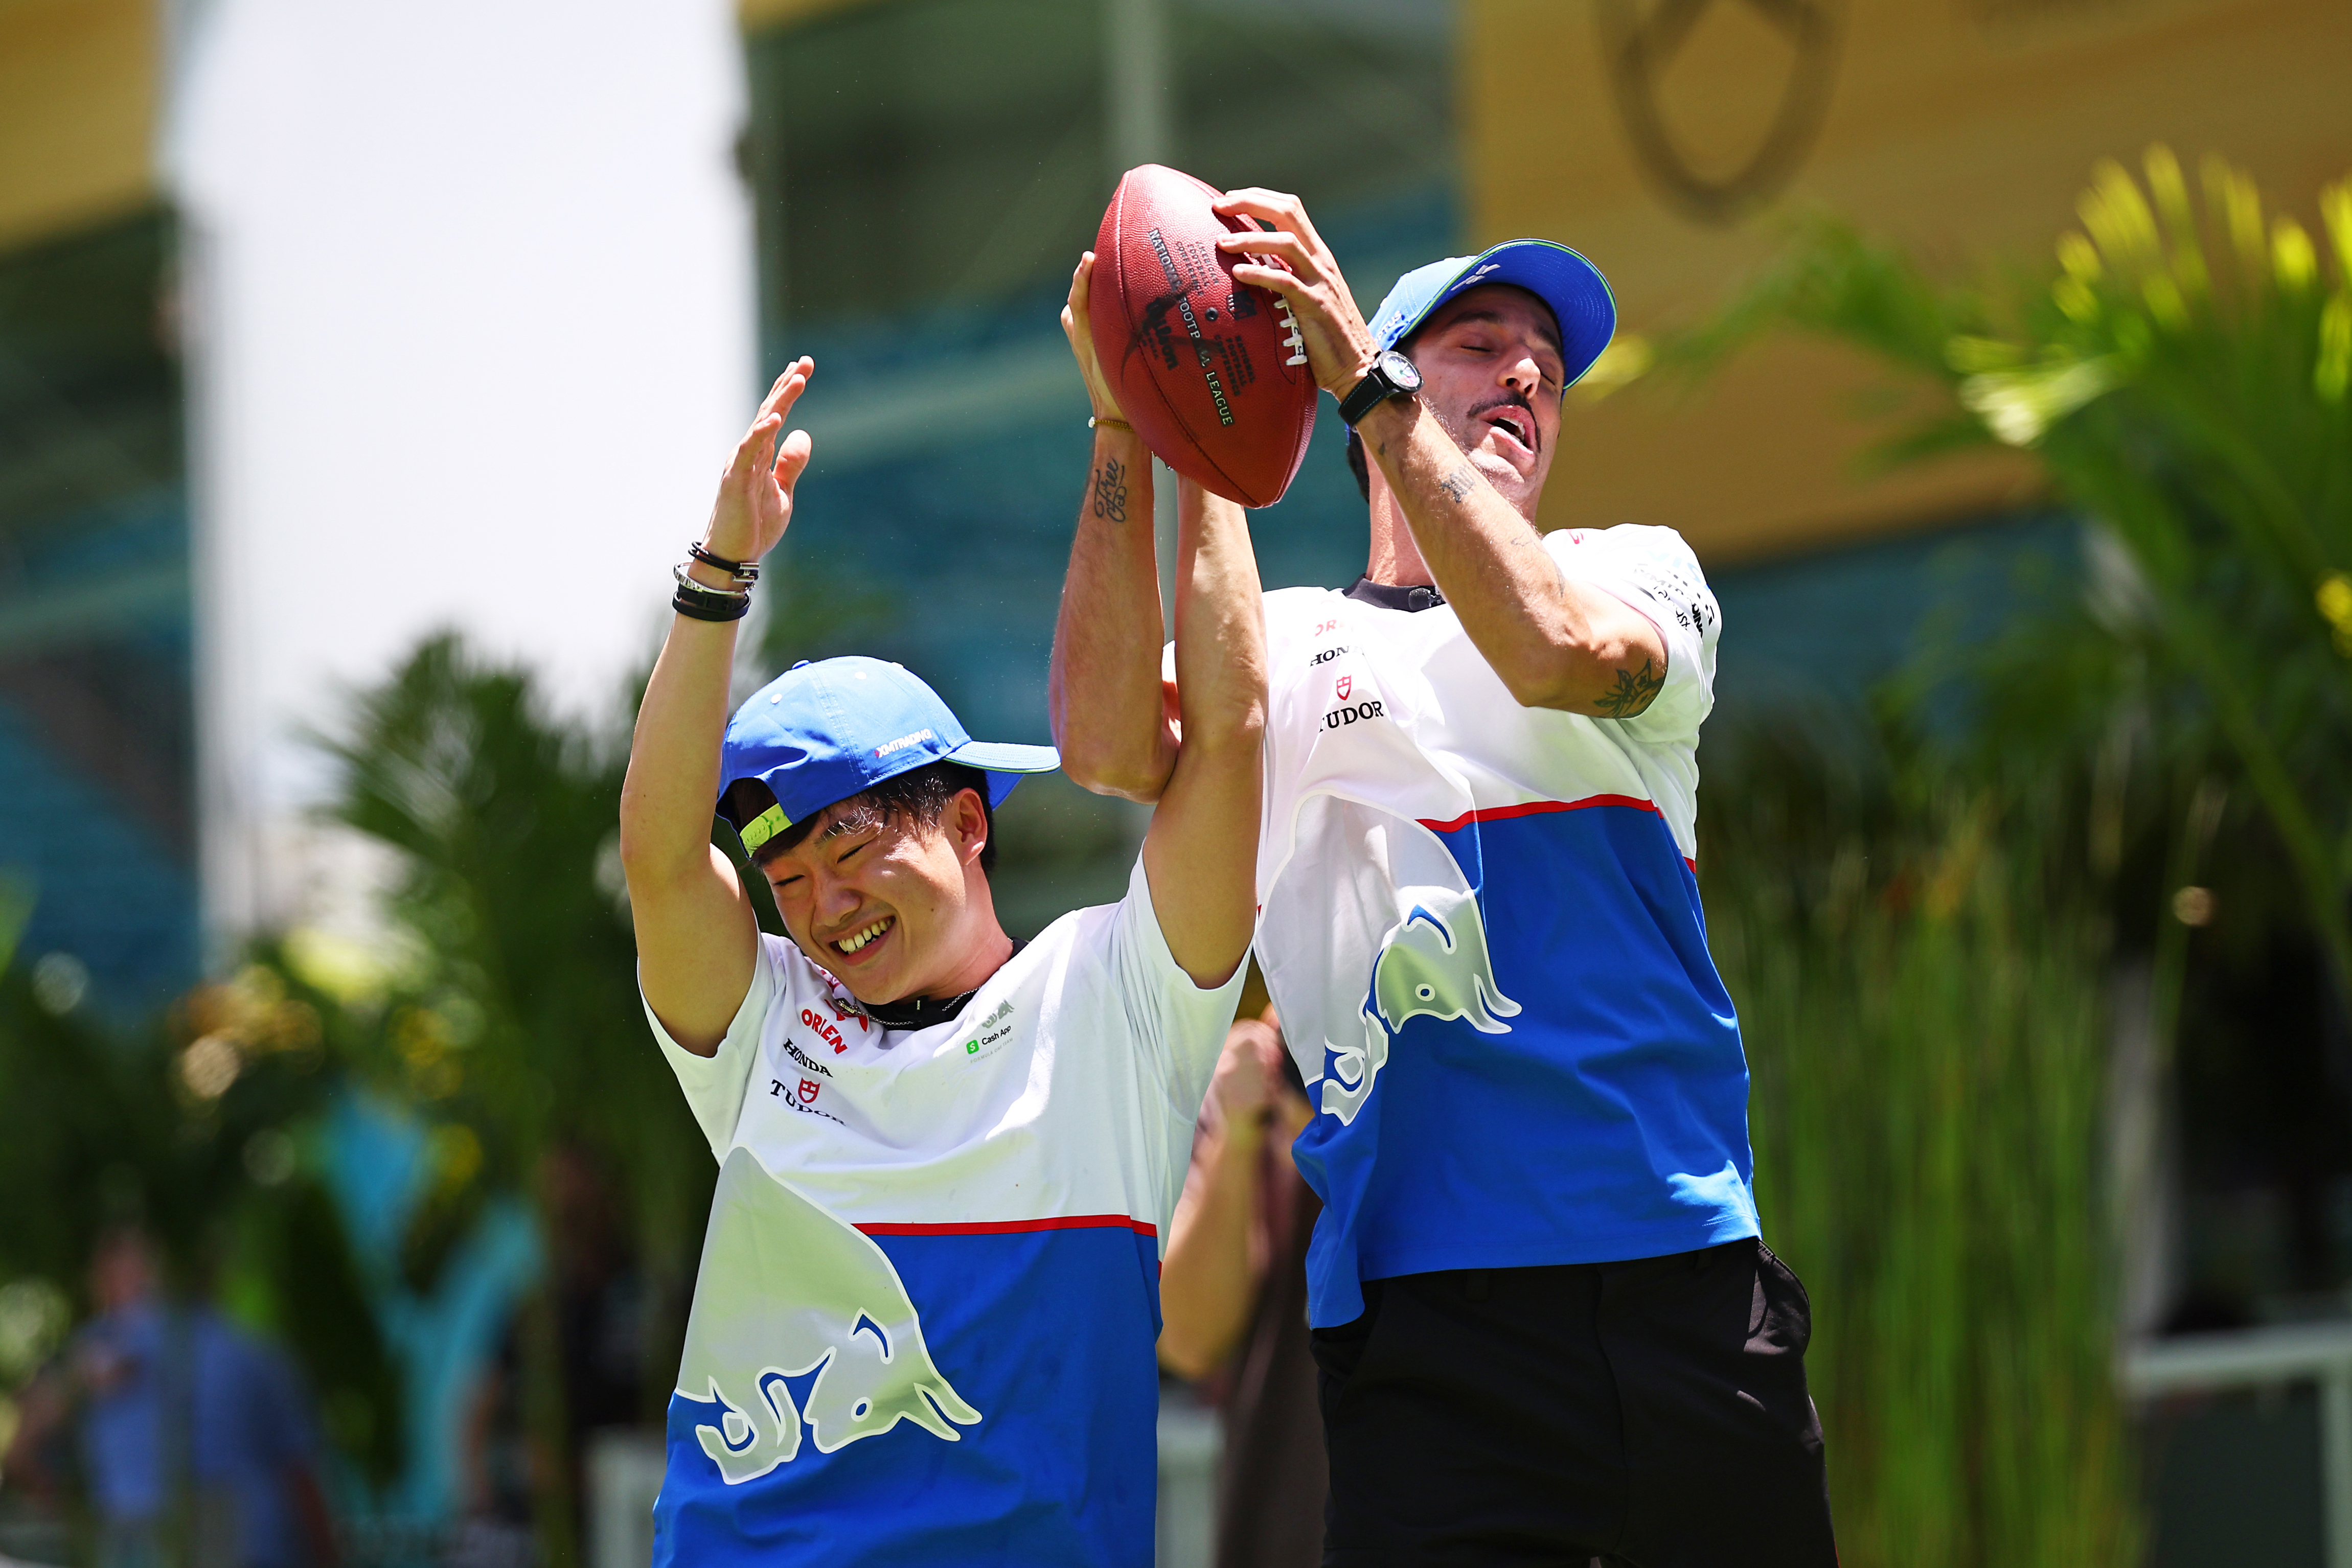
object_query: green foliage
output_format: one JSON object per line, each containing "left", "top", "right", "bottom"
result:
{"left": 314, "top": 633, "right": 712, "bottom": 1261}
{"left": 0, "top": 958, "right": 405, "bottom": 1487}
{"left": 217, "top": 1172, "right": 407, "bottom": 1484}
{"left": 301, "top": 632, "right": 720, "bottom": 1565}
{"left": 1675, "top": 149, "right": 2352, "bottom": 993}
{"left": 1706, "top": 766, "right": 2136, "bottom": 1566}
{"left": 1653, "top": 145, "right": 2352, "bottom": 1564}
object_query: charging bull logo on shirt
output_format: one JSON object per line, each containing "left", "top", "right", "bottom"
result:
{"left": 1259, "top": 794, "right": 1521, "bottom": 1126}
{"left": 677, "top": 1148, "right": 981, "bottom": 1485}
{"left": 1325, "top": 883, "right": 1520, "bottom": 1122}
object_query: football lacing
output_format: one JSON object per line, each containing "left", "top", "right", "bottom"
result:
{"left": 1276, "top": 298, "right": 1307, "bottom": 366}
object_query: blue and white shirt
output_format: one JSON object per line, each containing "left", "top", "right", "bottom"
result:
{"left": 1253, "top": 524, "right": 1755, "bottom": 1328}
{"left": 645, "top": 857, "right": 1243, "bottom": 1567}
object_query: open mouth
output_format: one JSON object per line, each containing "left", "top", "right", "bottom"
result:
{"left": 1481, "top": 404, "right": 1536, "bottom": 457}
{"left": 833, "top": 916, "right": 895, "bottom": 958}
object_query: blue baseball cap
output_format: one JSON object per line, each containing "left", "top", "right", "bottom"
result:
{"left": 1366, "top": 240, "right": 1617, "bottom": 389}
{"left": 718, "top": 656, "right": 1059, "bottom": 853}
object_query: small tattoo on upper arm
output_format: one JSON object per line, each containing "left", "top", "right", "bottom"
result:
{"left": 1436, "top": 464, "right": 1475, "bottom": 504}
{"left": 1595, "top": 658, "right": 1664, "bottom": 720}
{"left": 1092, "top": 458, "right": 1130, "bottom": 523}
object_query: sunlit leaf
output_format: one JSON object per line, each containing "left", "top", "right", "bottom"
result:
{"left": 2273, "top": 217, "right": 2319, "bottom": 291}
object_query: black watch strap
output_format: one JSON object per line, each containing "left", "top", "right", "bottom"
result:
{"left": 1338, "top": 363, "right": 1399, "bottom": 427}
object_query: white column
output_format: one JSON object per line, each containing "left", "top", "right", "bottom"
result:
{"left": 1104, "top": 0, "right": 1172, "bottom": 178}
{"left": 1101, "top": 0, "right": 1180, "bottom": 637}
{"left": 167, "top": 0, "right": 754, "bottom": 951}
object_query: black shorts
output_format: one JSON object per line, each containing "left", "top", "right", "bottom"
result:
{"left": 1310, "top": 1239, "right": 1836, "bottom": 1568}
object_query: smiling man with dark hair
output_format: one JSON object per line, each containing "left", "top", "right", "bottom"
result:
{"left": 620, "top": 357, "right": 1268, "bottom": 1566}
{"left": 1056, "top": 201, "right": 1837, "bottom": 1566}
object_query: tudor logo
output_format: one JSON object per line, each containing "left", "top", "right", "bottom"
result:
{"left": 1597, "top": 0, "right": 1844, "bottom": 226}
{"left": 1335, "top": 675, "right": 1353, "bottom": 701}
{"left": 797, "top": 1078, "right": 821, "bottom": 1105}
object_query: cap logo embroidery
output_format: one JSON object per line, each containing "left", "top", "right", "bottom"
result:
{"left": 874, "top": 729, "right": 937, "bottom": 758}
{"left": 739, "top": 803, "right": 793, "bottom": 851}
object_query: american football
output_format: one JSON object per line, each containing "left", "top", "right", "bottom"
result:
{"left": 1089, "top": 164, "right": 1319, "bottom": 509}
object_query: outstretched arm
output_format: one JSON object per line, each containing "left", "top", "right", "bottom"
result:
{"left": 1050, "top": 251, "right": 1181, "bottom": 802}
{"left": 619, "top": 360, "right": 814, "bottom": 1055}
{"left": 1213, "top": 190, "right": 1663, "bottom": 717}
{"left": 1141, "top": 475, "right": 1265, "bottom": 989}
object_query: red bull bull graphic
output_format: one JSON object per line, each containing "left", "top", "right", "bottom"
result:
{"left": 1258, "top": 795, "right": 1522, "bottom": 1126}
{"left": 676, "top": 1149, "right": 982, "bottom": 1485}
{"left": 1327, "top": 881, "right": 1521, "bottom": 1122}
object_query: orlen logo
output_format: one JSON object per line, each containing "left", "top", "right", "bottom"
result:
{"left": 801, "top": 1007, "right": 851, "bottom": 1054}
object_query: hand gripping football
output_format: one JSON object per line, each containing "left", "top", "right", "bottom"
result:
{"left": 1089, "top": 165, "right": 1319, "bottom": 509}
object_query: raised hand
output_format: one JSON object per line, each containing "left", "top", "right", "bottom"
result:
{"left": 1205, "top": 1016, "right": 1282, "bottom": 1138}
{"left": 703, "top": 356, "right": 815, "bottom": 567}
{"left": 1212, "top": 189, "right": 1379, "bottom": 399}
{"left": 1061, "top": 253, "right": 1128, "bottom": 424}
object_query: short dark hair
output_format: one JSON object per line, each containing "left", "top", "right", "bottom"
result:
{"left": 723, "top": 760, "right": 997, "bottom": 874}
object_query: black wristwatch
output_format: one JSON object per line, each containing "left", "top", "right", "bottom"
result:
{"left": 1337, "top": 349, "right": 1423, "bottom": 427}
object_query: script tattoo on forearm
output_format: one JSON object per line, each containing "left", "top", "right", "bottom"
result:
{"left": 1436, "top": 463, "right": 1476, "bottom": 504}
{"left": 1594, "top": 657, "right": 1664, "bottom": 719}
{"left": 1091, "top": 458, "right": 1131, "bottom": 523}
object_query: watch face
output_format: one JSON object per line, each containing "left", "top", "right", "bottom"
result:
{"left": 1381, "top": 349, "right": 1423, "bottom": 391}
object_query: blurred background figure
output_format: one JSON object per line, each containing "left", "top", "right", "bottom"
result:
{"left": 1160, "top": 1010, "right": 1322, "bottom": 1568}
{"left": 4, "top": 1228, "right": 334, "bottom": 1568}
{"left": 453, "top": 1147, "right": 647, "bottom": 1568}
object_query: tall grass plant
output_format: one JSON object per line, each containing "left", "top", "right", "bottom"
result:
{"left": 1706, "top": 771, "right": 2135, "bottom": 1565}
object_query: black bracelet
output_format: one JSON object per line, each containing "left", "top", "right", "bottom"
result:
{"left": 673, "top": 563, "right": 752, "bottom": 622}
{"left": 688, "top": 541, "right": 759, "bottom": 585}
{"left": 673, "top": 584, "right": 751, "bottom": 622}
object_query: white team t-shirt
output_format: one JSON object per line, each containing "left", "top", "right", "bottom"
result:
{"left": 1252, "top": 524, "right": 1759, "bottom": 1327}
{"left": 644, "top": 856, "right": 1244, "bottom": 1567}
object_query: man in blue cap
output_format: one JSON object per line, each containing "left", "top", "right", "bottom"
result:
{"left": 1055, "top": 195, "right": 1836, "bottom": 1565}
{"left": 618, "top": 357, "right": 1266, "bottom": 1565}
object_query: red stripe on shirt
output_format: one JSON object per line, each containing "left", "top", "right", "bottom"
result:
{"left": 1417, "top": 794, "right": 1662, "bottom": 833}
{"left": 1417, "top": 795, "right": 1699, "bottom": 876}
{"left": 856, "top": 1214, "right": 1158, "bottom": 1238}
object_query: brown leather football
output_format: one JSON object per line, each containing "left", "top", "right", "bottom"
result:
{"left": 1089, "top": 164, "right": 1319, "bottom": 509}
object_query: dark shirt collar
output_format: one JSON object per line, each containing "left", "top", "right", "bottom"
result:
{"left": 1343, "top": 576, "right": 1447, "bottom": 613}
{"left": 859, "top": 940, "right": 1024, "bottom": 1030}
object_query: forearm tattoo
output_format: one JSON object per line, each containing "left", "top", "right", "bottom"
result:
{"left": 1436, "top": 463, "right": 1476, "bottom": 504}
{"left": 1595, "top": 658, "right": 1664, "bottom": 719}
{"left": 1091, "top": 458, "right": 1131, "bottom": 523}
